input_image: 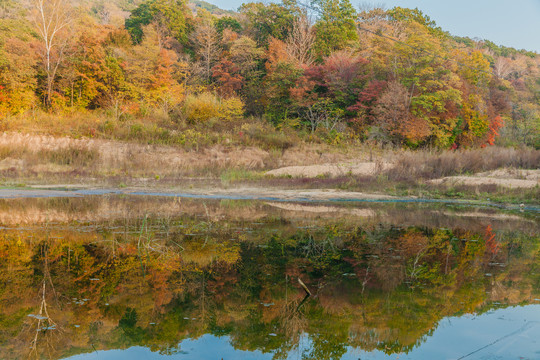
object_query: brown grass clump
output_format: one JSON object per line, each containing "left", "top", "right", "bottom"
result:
{"left": 0, "top": 133, "right": 99, "bottom": 170}
{"left": 387, "top": 147, "right": 540, "bottom": 181}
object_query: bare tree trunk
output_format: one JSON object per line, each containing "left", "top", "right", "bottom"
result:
{"left": 191, "top": 24, "right": 219, "bottom": 83}
{"left": 286, "top": 13, "right": 315, "bottom": 66}
{"left": 32, "top": 0, "right": 73, "bottom": 107}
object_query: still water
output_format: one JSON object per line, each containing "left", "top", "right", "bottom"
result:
{"left": 0, "top": 195, "right": 538, "bottom": 359}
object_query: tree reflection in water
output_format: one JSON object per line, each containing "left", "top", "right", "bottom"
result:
{"left": 0, "top": 196, "right": 538, "bottom": 359}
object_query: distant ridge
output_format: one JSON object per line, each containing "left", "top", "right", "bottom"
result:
{"left": 190, "top": 0, "right": 234, "bottom": 15}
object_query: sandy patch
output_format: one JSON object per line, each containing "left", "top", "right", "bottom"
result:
{"left": 428, "top": 167, "right": 540, "bottom": 189}
{"left": 476, "top": 168, "right": 540, "bottom": 181}
{"left": 429, "top": 176, "right": 538, "bottom": 189}
{"left": 265, "top": 162, "right": 391, "bottom": 178}
{"left": 442, "top": 211, "right": 526, "bottom": 221}
{"left": 266, "top": 202, "right": 377, "bottom": 217}
{"left": 190, "top": 187, "right": 395, "bottom": 201}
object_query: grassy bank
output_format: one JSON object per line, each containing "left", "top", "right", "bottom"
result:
{"left": 0, "top": 130, "right": 538, "bottom": 205}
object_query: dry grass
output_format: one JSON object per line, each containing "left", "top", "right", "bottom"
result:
{"left": 0, "top": 110, "right": 538, "bottom": 205}
{"left": 0, "top": 110, "right": 306, "bottom": 153}
{"left": 386, "top": 147, "right": 540, "bottom": 181}
{"left": 0, "top": 134, "right": 99, "bottom": 173}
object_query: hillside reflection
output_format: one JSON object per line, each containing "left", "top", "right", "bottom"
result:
{"left": 0, "top": 196, "right": 538, "bottom": 359}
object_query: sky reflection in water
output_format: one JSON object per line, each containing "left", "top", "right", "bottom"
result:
{"left": 67, "top": 305, "right": 540, "bottom": 360}
{"left": 0, "top": 196, "right": 538, "bottom": 360}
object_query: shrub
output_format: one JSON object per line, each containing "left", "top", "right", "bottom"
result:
{"left": 220, "top": 96, "right": 244, "bottom": 121}
{"left": 183, "top": 93, "right": 221, "bottom": 123}
{"left": 183, "top": 93, "right": 245, "bottom": 123}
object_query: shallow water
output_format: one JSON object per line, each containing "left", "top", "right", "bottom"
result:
{"left": 0, "top": 195, "right": 538, "bottom": 359}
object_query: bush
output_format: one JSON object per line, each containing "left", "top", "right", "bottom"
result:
{"left": 183, "top": 93, "right": 245, "bottom": 123}
{"left": 183, "top": 93, "right": 221, "bottom": 123}
{"left": 220, "top": 96, "right": 244, "bottom": 120}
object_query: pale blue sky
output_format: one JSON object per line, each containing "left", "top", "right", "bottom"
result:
{"left": 205, "top": 0, "right": 540, "bottom": 52}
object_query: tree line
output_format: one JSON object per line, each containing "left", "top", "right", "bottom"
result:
{"left": 0, "top": 0, "right": 539, "bottom": 148}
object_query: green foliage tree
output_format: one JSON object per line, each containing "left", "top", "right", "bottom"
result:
{"left": 312, "top": 0, "right": 358, "bottom": 57}
{"left": 214, "top": 16, "right": 242, "bottom": 35}
{"left": 239, "top": 0, "right": 300, "bottom": 45}
{"left": 125, "top": 0, "right": 191, "bottom": 46}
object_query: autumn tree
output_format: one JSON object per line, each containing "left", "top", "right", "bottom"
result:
{"left": 347, "top": 80, "right": 387, "bottom": 132}
{"left": 373, "top": 80, "right": 431, "bottom": 145}
{"left": 0, "top": 17, "right": 39, "bottom": 114}
{"left": 294, "top": 51, "right": 370, "bottom": 112}
{"left": 124, "top": 24, "right": 184, "bottom": 110}
{"left": 493, "top": 56, "right": 514, "bottom": 79}
{"left": 387, "top": 7, "right": 444, "bottom": 37}
{"left": 229, "top": 36, "right": 265, "bottom": 114}
{"left": 56, "top": 17, "right": 114, "bottom": 109}
{"left": 212, "top": 59, "right": 243, "bottom": 97}
{"left": 151, "top": 48, "right": 185, "bottom": 112}
{"left": 455, "top": 49, "right": 493, "bottom": 146}
{"left": 285, "top": 13, "right": 315, "bottom": 66}
{"left": 385, "top": 21, "right": 463, "bottom": 147}
{"left": 101, "top": 56, "right": 129, "bottom": 120}
{"left": 230, "top": 36, "right": 263, "bottom": 77}
{"left": 190, "top": 22, "right": 220, "bottom": 83}
{"left": 263, "top": 38, "right": 302, "bottom": 122}
{"left": 31, "top": 0, "right": 73, "bottom": 107}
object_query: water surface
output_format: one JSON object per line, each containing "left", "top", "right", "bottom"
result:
{"left": 0, "top": 196, "right": 538, "bottom": 359}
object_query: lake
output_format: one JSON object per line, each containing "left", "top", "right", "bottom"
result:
{"left": 0, "top": 195, "right": 538, "bottom": 359}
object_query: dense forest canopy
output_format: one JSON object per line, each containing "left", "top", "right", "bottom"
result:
{"left": 0, "top": 0, "right": 539, "bottom": 148}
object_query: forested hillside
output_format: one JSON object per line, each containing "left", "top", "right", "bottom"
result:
{"left": 0, "top": 0, "right": 539, "bottom": 149}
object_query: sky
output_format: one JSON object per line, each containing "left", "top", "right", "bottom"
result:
{"left": 205, "top": 0, "right": 540, "bottom": 52}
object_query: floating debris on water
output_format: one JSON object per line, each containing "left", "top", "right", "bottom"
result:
{"left": 27, "top": 314, "right": 48, "bottom": 320}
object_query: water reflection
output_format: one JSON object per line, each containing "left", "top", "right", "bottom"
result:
{"left": 0, "top": 196, "right": 538, "bottom": 359}
{"left": 67, "top": 305, "right": 540, "bottom": 360}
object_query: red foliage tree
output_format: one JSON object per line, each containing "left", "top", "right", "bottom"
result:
{"left": 486, "top": 115, "right": 504, "bottom": 146}
{"left": 212, "top": 59, "right": 244, "bottom": 97}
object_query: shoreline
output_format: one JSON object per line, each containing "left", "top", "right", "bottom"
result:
{"left": 0, "top": 186, "right": 538, "bottom": 213}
